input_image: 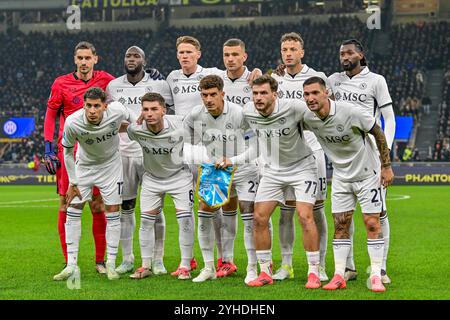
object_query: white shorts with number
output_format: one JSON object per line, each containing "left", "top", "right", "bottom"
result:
{"left": 72, "top": 159, "right": 123, "bottom": 206}
{"left": 284, "top": 149, "right": 327, "bottom": 202}
{"left": 255, "top": 155, "right": 318, "bottom": 205}
{"left": 230, "top": 164, "right": 259, "bottom": 202}
{"left": 121, "top": 155, "right": 144, "bottom": 201}
{"left": 140, "top": 169, "right": 194, "bottom": 212}
{"left": 331, "top": 172, "right": 386, "bottom": 214}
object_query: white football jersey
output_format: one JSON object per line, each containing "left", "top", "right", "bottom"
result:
{"left": 106, "top": 73, "right": 174, "bottom": 156}
{"left": 221, "top": 67, "right": 253, "bottom": 107}
{"left": 243, "top": 99, "right": 312, "bottom": 172}
{"left": 328, "top": 66, "right": 393, "bottom": 126}
{"left": 272, "top": 64, "right": 329, "bottom": 151}
{"left": 184, "top": 101, "right": 252, "bottom": 165}
{"left": 303, "top": 99, "right": 380, "bottom": 182}
{"left": 166, "top": 65, "right": 222, "bottom": 116}
{"left": 127, "top": 115, "right": 188, "bottom": 179}
{"left": 62, "top": 102, "right": 133, "bottom": 166}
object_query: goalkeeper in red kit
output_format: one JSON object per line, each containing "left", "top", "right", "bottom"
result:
{"left": 44, "top": 41, "right": 114, "bottom": 276}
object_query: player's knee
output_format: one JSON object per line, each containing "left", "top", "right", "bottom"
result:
{"left": 253, "top": 211, "right": 269, "bottom": 229}
{"left": 239, "top": 201, "right": 254, "bottom": 214}
{"left": 122, "top": 198, "right": 136, "bottom": 211}
{"left": 89, "top": 196, "right": 104, "bottom": 213}
{"left": 365, "top": 219, "right": 380, "bottom": 234}
{"left": 297, "top": 211, "right": 314, "bottom": 228}
{"left": 105, "top": 204, "right": 120, "bottom": 213}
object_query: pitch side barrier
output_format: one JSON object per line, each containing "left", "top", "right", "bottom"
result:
{"left": 1, "top": 162, "right": 449, "bottom": 186}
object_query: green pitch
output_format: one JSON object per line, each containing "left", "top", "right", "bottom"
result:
{"left": 0, "top": 185, "right": 449, "bottom": 300}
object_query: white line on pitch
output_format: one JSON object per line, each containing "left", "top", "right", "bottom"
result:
{"left": 0, "top": 198, "right": 58, "bottom": 205}
{"left": 386, "top": 194, "right": 411, "bottom": 201}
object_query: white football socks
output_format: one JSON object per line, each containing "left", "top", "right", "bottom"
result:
{"left": 139, "top": 213, "right": 156, "bottom": 269}
{"left": 106, "top": 212, "right": 121, "bottom": 267}
{"left": 66, "top": 207, "right": 82, "bottom": 267}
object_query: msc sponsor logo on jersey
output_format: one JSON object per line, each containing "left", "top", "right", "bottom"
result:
{"left": 319, "top": 135, "right": 351, "bottom": 143}
{"left": 202, "top": 132, "right": 237, "bottom": 142}
{"left": 226, "top": 95, "right": 250, "bottom": 105}
{"left": 255, "top": 128, "right": 291, "bottom": 138}
{"left": 119, "top": 96, "right": 142, "bottom": 105}
{"left": 173, "top": 85, "right": 201, "bottom": 95}
{"left": 278, "top": 90, "right": 303, "bottom": 99}
{"left": 85, "top": 130, "right": 119, "bottom": 145}
{"left": 334, "top": 91, "right": 367, "bottom": 102}
{"left": 152, "top": 147, "right": 175, "bottom": 155}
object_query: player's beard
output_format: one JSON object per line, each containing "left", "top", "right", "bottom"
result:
{"left": 126, "top": 64, "right": 143, "bottom": 76}
{"left": 342, "top": 60, "right": 357, "bottom": 71}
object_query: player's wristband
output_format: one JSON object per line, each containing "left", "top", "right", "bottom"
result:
{"left": 382, "top": 162, "right": 392, "bottom": 168}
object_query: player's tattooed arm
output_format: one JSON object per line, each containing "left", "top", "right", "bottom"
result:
{"left": 369, "top": 124, "right": 391, "bottom": 168}
{"left": 369, "top": 124, "right": 394, "bottom": 187}
{"left": 332, "top": 211, "right": 353, "bottom": 238}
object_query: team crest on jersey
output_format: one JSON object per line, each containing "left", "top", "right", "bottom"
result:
{"left": 225, "top": 123, "right": 233, "bottom": 129}
{"left": 118, "top": 97, "right": 126, "bottom": 105}
{"left": 279, "top": 117, "right": 286, "bottom": 124}
{"left": 359, "top": 83, "right": 367, "bottom": 90}
{"left": 85, "top": 138, "right": 94, "bottom": 145}
{"left": 277, "top": 91, "right": 284, "bottom": 98}
{"left": 334, "top": 92, "right": 341, "bottom": 100}
{"left": 173, "top": 86, "right": 180, "bottom": 95}
{"left": 69, "top": 87, "right": 77, "bottom": 92}
{"left": 168, "top": 136, "right": 178, "bottom": 144}
{"left": 197, "top": 75, "right": 204, "bottom": 81}
{"left": 243, "top": 86, "right": 251, "bottom": 93}
{"left": 72, "top": 96, "right": 81, "bottom": 105}
{"left": 336, "top": 124, "right": 344, "bottom": 132}
{"left": 143, "top": 146, "right": 150, "bottom": 153}
{"left": 109, "top": 122, "right": 116, "bottom": 128}
{"left": 146, "top": 86, "right": 153, "bottom": 93}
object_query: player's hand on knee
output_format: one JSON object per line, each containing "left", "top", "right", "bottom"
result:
{"left": 66, "top": 185, "right": 82, "bottom": 209}
{"left": 43, "top": 141, "right": 60, "bottom": 175}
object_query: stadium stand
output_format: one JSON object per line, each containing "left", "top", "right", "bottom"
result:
{"left": 0, "top": 17, "right": 449, "bottom": 163}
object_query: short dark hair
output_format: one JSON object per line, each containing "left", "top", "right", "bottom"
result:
{"left": 141, "top": 92, "right": 166, "bottom": 108}
{"left": 223, "top": 38, "right": 246, "bottom": 51}
{"left": 199, "top": 75, "right": 224, "bottom": 91}
{"left": 83, "top": 87, "right": 106, "bottom": 102}
{"left": 341, "top": 39, "right": 367, "bottom": 66}
{"left": 280, "top": 32, "right": 304, "bottom": 48}
{"left": 74, "top": 41, "right": 97, "bottom": 56}
{"left": 251, "top": 74, "right": 278, "bottom": 92}
{"left": 303, "top": 76, "right": 327, "bottom": 89}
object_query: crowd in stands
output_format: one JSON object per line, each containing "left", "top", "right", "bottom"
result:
{"left": 191, "top": 10, "right": 225, "bottom": 19}
{"left": 432, "top": 67, "right": 450, "bottom": 161}
{"left": 0, "top": 18, "right": 448, "bottom": 164}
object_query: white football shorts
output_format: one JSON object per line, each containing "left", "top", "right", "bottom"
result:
{"left": 121, "top": 155, "right": 144, "bottom": 201}
{"left": 72, "top": 159, "right": 123, "bottom": 206}
{"left": 140, "top": 169, "right": 194, "bottom": 212}
{"left": 230, "top": 164, "right": 259, "bottom": 202}
{"left": 331, "top": 171, "right": 386, "bottom": 214}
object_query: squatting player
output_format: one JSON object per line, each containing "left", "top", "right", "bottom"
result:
{"left": 55, "top": 87, "right": 136, "bottom": 281}
{"left": 184, "top": 75, "right": 259, "bottom": 284}
{"left": 44, "top": 41, "right": 114, "bottom": 274}
{"left": 243, "top": 75, "right": 321, "bottom": 288}
{"left": 106, "top": 46, "right": 173, "bottom": 276}
{"left": 126, "top": 93, "right": 194, "bottom": 281}
{"left": 301, "top": 76, "right": 394, "bottom": 292}
{"left": 328, "top": 39, "right": 396, "bottom": 284}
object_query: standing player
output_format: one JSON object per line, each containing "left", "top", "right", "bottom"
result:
{"left": 301, "top": 77, "right": 394, "bottom": 292}
{"left": 166, "top": 36, "right": 261, "bottom": 274}
{"left": 271, "top": 32, "right": 329, "bottom": 282}
{"left": 54, "top": 87, "right": 135, "bottom": 281}
{"left": 106, "top": 46, "right": 174, "bottom": 276}
{"left": 127, "top": 93, "right": 194, "bottom": 280}
{"left": 243, "top": 75, "right": 321, "bottom": 288}
{"left": 328, "top": 39, "right": 396, "bottom": 284}
{"left": 44, "top": 41, "right": 114, "bottom": 274}
{"left": 184, "top": 75, "right": 259, "bottom": 284}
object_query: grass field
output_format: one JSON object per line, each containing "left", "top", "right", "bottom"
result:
{"left": 0, "top": 185, "right": 449, "bottom": 300}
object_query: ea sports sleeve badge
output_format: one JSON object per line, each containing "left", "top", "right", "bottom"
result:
{"left": 196, "top": 164, "right": 236, "bottom": 209}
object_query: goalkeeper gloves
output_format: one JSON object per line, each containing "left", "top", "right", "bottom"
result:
{"left": 44, "top": 140, "right": 60, "bottom": 175}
